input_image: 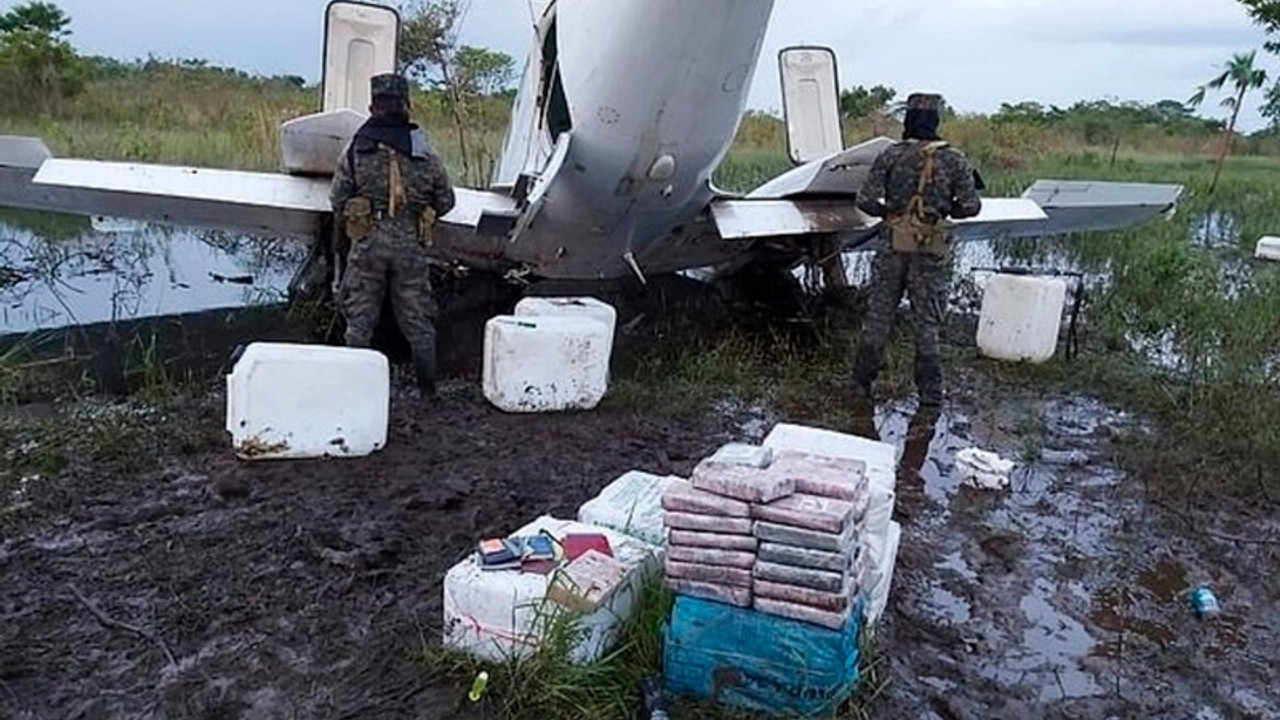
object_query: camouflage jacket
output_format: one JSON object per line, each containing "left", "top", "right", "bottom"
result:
{"left": 329, "top": 128, "right": 457, "bottom": 228}
{"left": 856, "top": 140, "right": 982, "bottom": 223}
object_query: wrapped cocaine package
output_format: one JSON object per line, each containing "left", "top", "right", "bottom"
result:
{"left": 757, "top": 541, "right": 854, "bottom": 573}
{"left": 665, "top": 558, "right": 753, "bottom": 588}
{"left": 767, "top": 450, "right": 870, "bottom": 503}
{"left": 751, "top": 493, "right": 856, "bottom": 535}
{"left": 661, "top": 486, "right": 751, "bottom": 518}
{"left": 668, "top": 545, "right": 757, "bottom": 570}
{"left": 668, "top": 530, "right": 759, "bottom": 552}
{"left": 691, "top": 460, "right": 794, "bottom": 504}
{"left": 664, "top": 511, "right": 754, "bottom": 535}
{"left": 754, "top": 520, "right": 855, "bottom": 553}
{"left": 753, "top": 561, "right": 847, "bottom": 593}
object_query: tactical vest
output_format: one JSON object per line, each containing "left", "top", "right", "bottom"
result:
{"left": 884, "top": 140, "right": 950, "bottom": 255}
{"left": 341, "top": 143, "right": 437, "bottom": 246}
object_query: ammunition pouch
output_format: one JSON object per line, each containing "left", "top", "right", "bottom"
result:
{"left": 343, "top": 196, "right": 374, "bottom": 241}
{"left": 886, "top": 213, "right": 948, "bottom": 254}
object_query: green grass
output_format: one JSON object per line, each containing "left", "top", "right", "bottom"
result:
{"left": 422, "top": 572, "right": 889, "bottom": 720}
{"left": 422, "top": 574, "right": 673, "bottom": 720}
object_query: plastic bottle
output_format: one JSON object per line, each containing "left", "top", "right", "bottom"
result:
{"left": 641, "top": 677, "right": 669, "bottom": 720}
{"left": 1189, "top": 584, "right": 1220, "bottom": 619}
{"left": 468, "top": 671, "right": 489, "bottom": 702}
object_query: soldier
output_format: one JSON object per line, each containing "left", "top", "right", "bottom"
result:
{"left": 330, "top": 72, "right": 456, "bottom": 400}
{"left": 852, "top": 92, "right": 982, "bottom": 409}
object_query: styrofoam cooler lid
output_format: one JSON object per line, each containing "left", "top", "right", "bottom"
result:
{"left": 514, "top": 296, "right": 618, "bottom": 336}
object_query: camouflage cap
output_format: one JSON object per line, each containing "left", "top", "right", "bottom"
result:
{"left": 371, "top": 73, "right": 409, "bottom": 99}
{"left": 906, "top": 93, "right": 943, "bottom": 111}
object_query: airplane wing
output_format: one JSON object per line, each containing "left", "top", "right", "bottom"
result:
{"left": 709, "top": 136, "right": 1184, "bottom": 251}
{"left": 0, "top": 135, "right": 518, "bottom": 240}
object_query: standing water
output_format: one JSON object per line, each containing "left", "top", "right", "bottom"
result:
{"left": 0, "top": 209, "right": 304, "bottom": 336}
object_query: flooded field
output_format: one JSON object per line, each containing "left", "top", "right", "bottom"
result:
{"left": 0, "top": 210, "right": 302, "bottom": 335}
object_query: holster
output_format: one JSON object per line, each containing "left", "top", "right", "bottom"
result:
{"left": 343, "top": 196, "right": 374, "bottom": 241}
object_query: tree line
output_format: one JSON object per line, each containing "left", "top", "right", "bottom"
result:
{"left": 6, "top": 0, "right": 1280, "bottom": 147}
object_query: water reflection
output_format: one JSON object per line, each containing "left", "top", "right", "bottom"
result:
{"left": 0, "top": 210, "right": 304, "bottom": 335}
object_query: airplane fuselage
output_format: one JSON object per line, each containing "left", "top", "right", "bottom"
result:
{"left": 491, "top": 0, "right": 777, "bottom": 280}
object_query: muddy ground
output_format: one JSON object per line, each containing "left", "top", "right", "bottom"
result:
{"left": 2, "top": 292, "right": 1279, "bottom": 720}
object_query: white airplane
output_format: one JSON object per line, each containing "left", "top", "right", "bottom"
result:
{"left": 0, "top": 0, "right": 1183, "bottom": 294}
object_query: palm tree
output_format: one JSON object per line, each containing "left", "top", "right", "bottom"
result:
{"left": 1190, "top": 50, "right": 1268, "bottom": 194}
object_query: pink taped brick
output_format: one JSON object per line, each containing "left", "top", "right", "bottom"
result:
{"left": 664, "top": 578, "right": 752, "bottom": 607}
{"left": 751, "top": 493, "right": 856, "bottom": 535}
{"left": 665, "top": 558, "right": 754, "bottom": 587}
{"left": 753, "top": 520, "right": 854, "bottom": 552}
{"left": 753, "top": 596, "right": 852, "bottom": 631}
{"left": 668, "top": 529, "right": 758, "bottom": 552}
{"left": 691, "top": 460, "right": 795, "bottom": 504}
{"left": 667, "top": 545, "right": 757, "bottom": 569}
{"left": 768, "top": 450, "right": 870, "bottom": 504}
{"left": 753, "top": 561, "right": 847, "bottom": 593}
{"left": 663, "top": 511, "right": 754, "bottom": 535}
{"left": 757, "top": 542, "right": 854, "bottom": 573}
{"left": 660, "top": 485, "right": 751, "bottom": 518}
{"left": 753, "top": 576, "right": 857, "bottom": 613}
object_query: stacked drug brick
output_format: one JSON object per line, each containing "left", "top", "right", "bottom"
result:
{"left": 752, "top": 450, "right": 869, "bottom": 630}
{"left": 660, "top": 444, "right": 871, "bottom": 631}
{"left": 659, "top": 444, "right": 777, "bottom": 608}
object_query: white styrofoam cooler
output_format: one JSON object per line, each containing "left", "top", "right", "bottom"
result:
{"left": 482, "top": 315, "right": 613, "bottom": 413}
{"left": 514, "top": 296, "right": 618, "bottom": 340}
{"left": 1257, "top": 236, "right": 1280, "bottom": 262}
{"left": 225, "top": 342, "right": 389, "bottom": 460}
{"left": 864, "top": 520, "right": 902, "bottom": 627}
{"left": 975, "top": 274, "right": 1068, "bottom": 364}
{"left": 280, "top": 109, "right": 366, "bottom": 175}
{"left": 578, "top": 470, "right": 689, "bottom": 546}
{"left": 761, "top": 422, "right": 898, "bottom": 624}
{"left": 442, "top": 516, "right": 661, "bottom": 664}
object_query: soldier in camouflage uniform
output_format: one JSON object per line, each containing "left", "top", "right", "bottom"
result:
{"left": 852, "top": 92, "right": 982, "bottom": 408}
{"left": 330, "top": 73, "right": 456, "bottom": 399}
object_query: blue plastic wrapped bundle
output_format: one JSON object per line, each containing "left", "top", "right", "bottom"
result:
{"left": 663, "top": 594, "right": 865, "bottom": 717}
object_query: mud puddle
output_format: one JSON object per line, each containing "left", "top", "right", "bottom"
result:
{"left": 862, "top": 389, "right": 1280, "bottom": 719}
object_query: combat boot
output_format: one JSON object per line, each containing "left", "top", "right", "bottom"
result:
{"left": 851, "top": 342, "right": 881, "bottom": 396}
{"left": 411, "top": 340, "right": 439, "bottom": 402}
{"left": 914, "top": 354, "right": 944, "bottom": 408}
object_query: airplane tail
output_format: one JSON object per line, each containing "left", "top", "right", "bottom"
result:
{"left": 706, "top": 46, "right": 1184, "bottom": 251}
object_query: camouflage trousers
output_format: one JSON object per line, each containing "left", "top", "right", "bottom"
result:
{"left": 852, "top": 248, "right": 948, "bottom": 403}
{"left": 338, "top": 226, "right": 439, "bottom": 387}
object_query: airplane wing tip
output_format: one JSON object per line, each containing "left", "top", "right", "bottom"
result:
{"left": 0, "top": 135, "right": 54, "bottom": 170}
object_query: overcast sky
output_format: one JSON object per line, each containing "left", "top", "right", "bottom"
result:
{"left": 10, "top": 0, "right": 1274, "bottom": 130}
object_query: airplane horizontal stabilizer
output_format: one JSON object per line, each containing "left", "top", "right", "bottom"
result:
{"left": 0, "top": 137, "right": 518, "bottom": 238}
{"left": 710, "top": 196, "right": 1049, "bottom": 244}
{"left": 1016, "top": 179, "right": 1183, "bottom": 236}
{"left": 32, "top": 159, "right": 332, "bottom": 237}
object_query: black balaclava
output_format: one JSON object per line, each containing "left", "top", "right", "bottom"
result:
{"left": 903, "top": 108, "right": 941, "bottom": 141}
